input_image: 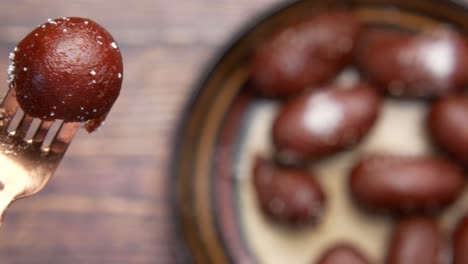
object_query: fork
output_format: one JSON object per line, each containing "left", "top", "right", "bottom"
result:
{"left": 0, "top": 88, "right": 80, "bottom": 225}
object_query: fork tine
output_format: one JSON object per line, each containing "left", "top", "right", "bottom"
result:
{"left": 15, "top": 114, "right": 34, "bottom": 139}
{"left": 0, "top": 89, "right": 20, "bottom": 133}
{"left": 32, "top": 120, "right": 54, "bottom": 144}
{"left": 0, "top": 88, "right": 14, "bottom": 106}
{"left": 40, "top": 121, "right": 63, "bottom": 150}
{"left": 0, "top": 89, "right": 19, "bottom": 117}
{"left": 7, "top": 108, "right": 24, "bottom": 135}
{"left": 49, "top": 122, "right": 80, "bottom": 153}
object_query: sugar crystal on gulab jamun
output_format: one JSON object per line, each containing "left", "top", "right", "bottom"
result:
{"left": 8, "top": 17, "right": 123, "bottom": 132}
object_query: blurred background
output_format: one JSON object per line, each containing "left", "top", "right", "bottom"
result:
{"left": 0, "top": 0, "right": 281, "bottom": 263}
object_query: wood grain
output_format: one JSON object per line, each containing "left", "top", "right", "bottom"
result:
{"left": 0, "top": 0, "right": 282, "bottom": 263}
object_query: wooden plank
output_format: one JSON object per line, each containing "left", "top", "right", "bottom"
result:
{"left": 0, "top": 0, "right": 281, "bottom": 263}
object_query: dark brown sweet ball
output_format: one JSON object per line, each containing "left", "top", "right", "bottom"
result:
{"left": 273, "top": 83, "right": 380, "bottom": 162}
{"left": 316, "top": 243, "right": 370, "bottom": 264}
{"left": 386, "top": 217, "right": 441, "bottom": 264}
{"left": 350, "top": 154, "right": 465, "bottom": 213}
{"left": 428, "top": 96, "right": 468, "bottom": 166}
{"left": 453, "top": 215, "right": 468, "bottom": 264}
{"left": 9, "top": 17, "right": 123, "bottom": 131}
{"left": 357, "top": 27, "right": 468, "bottom": 98}
{"left": 253, "top": 157, "right": 326, "bottom": 226}
{"left": 250, "top": 10, "right": 361, "bottom": 97}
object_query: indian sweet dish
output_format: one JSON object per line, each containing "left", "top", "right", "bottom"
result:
{"left": 8, "top": 17, "right": 123, "bottom": 132}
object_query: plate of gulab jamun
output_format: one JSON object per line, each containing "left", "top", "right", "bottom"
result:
{"left": 172, "top": 0, "right": 468, "bottom": 263}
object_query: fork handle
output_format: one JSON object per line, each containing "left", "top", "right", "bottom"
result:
{"left": 0, "top": 156, "right": 31, "bottom": 225}
{"left": 0, "top": 188, "right": 15, "bottom": 225}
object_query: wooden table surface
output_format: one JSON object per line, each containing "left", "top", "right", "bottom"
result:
{"left": 0, "top": 1, "right": 281, "bottom": 263}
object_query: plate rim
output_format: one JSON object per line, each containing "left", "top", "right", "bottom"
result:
{"left": 169, "top": 1, "right": 306, "bottom": 262}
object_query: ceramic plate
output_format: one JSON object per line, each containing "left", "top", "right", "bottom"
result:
{"left": 172, "top": 1, "right": 468, "bottom": 263}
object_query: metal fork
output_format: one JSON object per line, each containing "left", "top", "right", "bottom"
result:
{"left": 0, "top": 88, "right": 80, "bottom": 225}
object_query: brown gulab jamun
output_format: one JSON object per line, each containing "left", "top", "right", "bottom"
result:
{"left": 8, "top": 17, "right": 123, "bottom": 132}
{"left": 250, "top": 11, "right": 361, "bottom": 98}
